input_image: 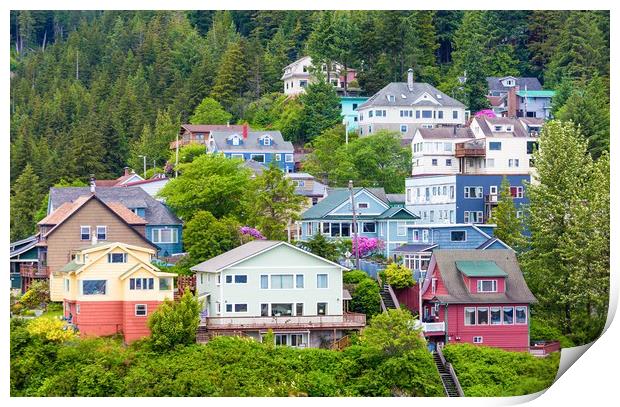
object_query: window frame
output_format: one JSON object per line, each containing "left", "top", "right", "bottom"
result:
{"left": 450, "top": 230, "right": 467, "bottom": 242}
{"left": 317, "top": 274, "right": 328, "bottom": 289}
{"left": 80, "top": 225, "right": 90, "bottom": 241}
{"left": 464, "top": 307, "right": 476, "bottom": 326}
{"left": 96, "top": 225, "right": 107, "bottom": 240}
{"left": 135, "top": 304, "right": 148, "bottom": 317}
{"left": 477, "top": 279, "right": 498, "bottom": 293}
{"left": 250, "top": 153, "right": 265, "bottom": 163}
{"left": 81, "top": 280, "right": 107, "bottom": 296}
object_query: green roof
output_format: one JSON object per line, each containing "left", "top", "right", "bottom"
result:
{"left": 59, "top": 260, "right": 82, "bottom": 273}
{"left": 515, "top": 90, "right": 555, "bottom": 98}
{"left": 455, "top": 261, "right": 508, "bottom": 277}
{"left": 376, "top": 206, "right": 419, "bottom": 219}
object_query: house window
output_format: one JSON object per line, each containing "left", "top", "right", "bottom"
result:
{"left": 477, "top": 307, "right": 489, "bottom": 325}
{"left": 486, "top": 158, "right": 495, "bottom": 168}
{"left": 429, "top": 210, "right": 434, "bottom": 222}
{"left": 368, "top": 125, "right": 372, "bottom": 134}
{"left": 108, "top": 253, "right": 128, "bottom": 263}
{"left": 510, "top": 186, "right": 524, "bottom": 198}
{"left": 64, "top": 279, "right": 70, "bottom": 292}
{"left": 369, "top": 110, "right": 374, "bottom": 118}
{"left": 473, "top": 336, "right": 483, "bottom": 344}
{"left": 477, "top": 280, "right": 497, "bottom": 293}
{"left": 262, "top": 137, "right": 271, "bottom": 146}
{"left": 489, "top": 142, "right": 502, "bottom": 150}
{"left": 464, "top": 307, "right": 476, "bottom": 325}
{"left": 464, "top": 186, "right": 483, "bottom": 198}
{"left": 449, "top": 186, "right": 454, "bottom": 199}
{"left": 317, "top": 302, "right": 328, "bottom": 315}
{"left": 275, "top": 154, "right": 281, "bottom": 161}
{"left": 397, "top": 222, "right": 407, "bottom": 236}
{"left": 260, "top": 275, "right": 268, "bottom": 289}
{"left": 306, "top": 222, "right": 313, "bottom": 236}
{"left": 226, "top": 304, "right": 233, "bottom": 312}
{"left": 296, "top": 303, "right": 304, "bottom": 316}
{"left": 412, "top": 230, "right": 420, "bottom": 241}
{"left": 261, "top": 303, "right": 269, "bottom": 316}
{"left": 527, "top": 141, "right": 538, "bottom": 154}
{"left": 362, "top": 222, "right": 376, "bottom": 233}
{"left": 299, "top": 80, "right": 308, "bottom": 88}
{"left": 225, "top": 275, "right": 247, "bottom": 284}
{"left": 491, "top": 307, "right": 502, "bottom": 325}
{"left": 152, "top": 228, "right": 178, "bottom": 244}
{"left": 80, "top": 226, "right": 90, "bottom": 241}
{"left": 431, "top": 278, "right": 437, "bottom": 294}
{"left": 515, "top": 306, "right": 528, "bottom": 324}
{"left": 503, "top": 307, "right": 514, "bottom": 324}
{"left": 400, "top": 124, "right": 408, "bottom": 133}
{"left": 464, "top": 211, "right": 484, "bottom": 224}
{"left": 442, "top": 186, "right": 447, "bottom": 195}
{"left": 234, "top": 304, "right": 248, "bottom": 312}
{"left": 130, "top": 278, "right": 154, "bottom": 290}
{"left": 452, "top": 110, "right": 458, "bottom": 119}
{"left": 82, "top": 280, "right": 106, "bottom": 295}
{"left": 317, "top": 274, "right": 328, "bottom": 288}
{"left": 438, "top": 111, "right": 444, "bottom": 119}
{"left": 450, "top": 231, "right": 466, "bottom": 242}
{"left": 135, "top": 304, "right": 147, "bottom": 317}
{"left": 432, "top": 159, "right": 438, "bottom": 166}
{"left": 271, "top": 303, "right": 293, "bottom": 316}
{"left": 76, "top": 304, "right": 80, "bottom": 314}
{"left": 422, "top": 229, "right": 429, "bottom": 242}
{"left": 271, "top": 275, "right": 294, "bottom": 289}
{"left": 445, "top": 159, "right": 452, "bottom": 167}
{"left": 295, "top": 274, "right": 304, "bottom": 289}
{"left": 285, "top": 154, "right": 294, "bottom": 163}
{"left": 357, "top": 202, "right": 369, "bottom": 209}
{"left": 422, "top": 110, "right": 432, "bottom": 118}
{"left": 251, "top": 154, "right": 265, "bottom": 163}
{"left": 96, "top": 226, "right": 107, "bottom": 240}
{"left": 387, "top": 95, "right": 395, "bottom": 102}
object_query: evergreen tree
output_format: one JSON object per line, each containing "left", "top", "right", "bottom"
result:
{"left": 190, "top": 97, "right": 232, "bottom": 125}
{"left": 489, "top": 177, "right": 525, "bottom": 251}
{"left": 406, "top": 11, "right": 440, "bottom": 84}
{"left": 247, "top": 163, "right": 305, "bottom": 241}
{"left": 66, "top": 121, "right": 107, "bottom": 181}
{"left": 10, "top": 164, "right": 43, "bottom": 241}
{"left": 527, "top": 11, "right": 565, "bottom": 80}
{"left": 305, "top": 11, "right": 337, "bottom": 83}
{"left": 210, "top": 40, "right": 247, "bottom": 112}
{"left": 298, "top": 80, "right": 341, "bottom": 142}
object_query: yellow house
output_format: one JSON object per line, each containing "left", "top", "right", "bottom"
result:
{"left": 58, "top": 242, "right": 176, "bottom": 342}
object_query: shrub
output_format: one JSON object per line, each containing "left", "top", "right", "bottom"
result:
{"left": 383, "top": 263, "right": 414, "bottom": 289}
{"left": 343, "top": 270, "right": 370, "bottom": 284}
{"left": 352, "top": 237, "right": 385, "bottom": 257}
{"left": 530, "top": 318, "right": 575, "bottom": 348}
{"left": 148, "top": 291, "right": 201, "bottom": 351}
{"left": 359, "top": 308, "right": 425, "bottom": 356}
{"left": 20, "top": 280, "right": 50, "bottom": 309}
{"left": 350, "top": 279, "right": 381, "bottom": 317}
{"left": 26, "top": 318, "right": 76, "bottom": 343}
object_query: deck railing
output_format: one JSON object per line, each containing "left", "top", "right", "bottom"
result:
{"left": 19, "top": 264, "right": 49, "bottom": 278}
{"left": 201, "top": 312, "right": 366, "bottom": 330}
{"left": 422, "top": 321, "right": 446, "bottom": 333}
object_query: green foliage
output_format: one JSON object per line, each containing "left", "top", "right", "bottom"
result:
{"left": 298, "top": 80, "right": 342, "bottom": 142}
{"left": 383, "top": 263, "right": 414, "bottom": 289}
{"left": 359, "top": 308, "right": 424, "bottom": 356}
{"left": 10, "top": 164, "right": 44, "bottom": 241}
{"left": 343, "top": 270, "right": 368, "bottom": 284}
{"left": 530, "top": 317, "right": 575, "bottom": 349}
{"left": 190, "top": 97, "right": 232, "bottom": 125}
{"left": 297, "top": 233, "right": 339, "bottom": 263}
{"left": 26, "top": 318, "right": 76, "bottom": 343}
{"left": 147, "top": 291, "right": 201, "bottom": 351}
{"left": 183, "top": 211, "right": 241, "bottom": 264}
{"left": 211, "top": 40, "right": 247, "bottom": 113}
{"left": 170, "top": 144, "right": 207, "bottom": 165}
{"left": 130, "top": 109, "right": 179, "bottom": 172}
{"left": 158, "top": 153, "right": 253, "bottom": 220}
{"left": 350, "top": 279, "right": 381, "bottom": 318}
{"left": 20, "top": 280, "right": 50, "bottom": 309}
{"left": 489, "top": 176, "right": 526, "bottom": 251}
{"left": 442, "top": 344, "right": 560, "bottom": 396}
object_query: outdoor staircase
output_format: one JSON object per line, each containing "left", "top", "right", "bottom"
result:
{"left": 432, "top": 350, "right": 463, "bottom": 397}
{"left": 380, "top": 284, "right": 397, "bottom": 310}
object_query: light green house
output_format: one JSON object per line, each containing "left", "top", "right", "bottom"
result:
{"left": 191, "top": 240, "right": 366, "bottom": 348}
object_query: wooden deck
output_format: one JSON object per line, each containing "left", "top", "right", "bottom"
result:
{"left": 199, "top": 312, "right": 366, "bottom": 331}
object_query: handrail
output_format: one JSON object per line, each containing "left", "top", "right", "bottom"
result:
{"left": 437, "top": 345, "right": 464, "bottom": 397}
{"left": 386, "top": 284, "right": 400, "bottom": 309}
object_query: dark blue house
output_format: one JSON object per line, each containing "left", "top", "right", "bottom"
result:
{"left": 48, "top": 186, "right": 183, "bottom": 257}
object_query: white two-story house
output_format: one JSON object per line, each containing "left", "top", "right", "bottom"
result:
{"left": 357, "top": 69, "right": 467, "bottom": 140}
{"left": 191, "top": 240, "right": 365, "bottom": 348}
{"left": 281, "top": 56, "right": 359, "bottom": 96}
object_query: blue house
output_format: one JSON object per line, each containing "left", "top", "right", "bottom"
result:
{"left": 207, "top": 128, "right": 295, "bottom": 173}
{"left": 49, "top": 186, "right": 183, "bottom": 257}
{"left": 340, "top": 96, "right": 369, "bottom": 132}
{"left": 393, "top": 223, "right": 512, "bottom": 281}
{"left": 299, "top": 187, "right": 420, "bottom": 257}
{"left": 9, "top": 235, "right": 40, "bottom": 290}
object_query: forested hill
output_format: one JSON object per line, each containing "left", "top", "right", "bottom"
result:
{"left": 10, "top": 10, "right": 610, "bottom": 189}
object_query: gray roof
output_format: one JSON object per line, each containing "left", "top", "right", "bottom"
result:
{"left": 358, "top": 82, "right": 466, "bottom": 110}
{"left": 210, "top": 130, "right": 294, "bottom": 153}
{"left": 474, "top": 117, "right": 529, "bottom": 138}
{"left": 423, "top": 250, "right": 536, "bottom": 304}
{"left": 486, "top": 77, "right": 542, "bottom": 93}
{"left": 242, "top": 159, "right": 267, "bottom": 176}
{"left": 386, "top": 194, "right": 406, "bottom": 203}
{"left": 49, "top": 186, "right": 181, "bottom": 226}
{"left": 416, "top": 127, "right": 474, "bottom": 140}
{"left": 10, "top": 236, "right": 38, "bottom": 258}
{"left": 190, "top": 240, "right": 282, "bottom": 272}
{"left": 393, "top": 243, "right": 437, "bottom": 253}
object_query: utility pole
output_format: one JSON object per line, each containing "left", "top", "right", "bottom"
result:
{"left": 345, "top": 122, "right": 349, "bottom": 145}
{"left": 139, "top": 155, "right": 147, "bottom": 178}
{"left": 349, "top": 180, "right": 360, "bottom": 269}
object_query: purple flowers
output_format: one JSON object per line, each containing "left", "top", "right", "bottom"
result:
{"left": 239, "top": 226, "right": 266, "bottom": 240}
{"left": 352, "top": 237, "right": 385, "bottom": 257}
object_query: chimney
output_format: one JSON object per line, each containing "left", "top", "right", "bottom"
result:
{"left": 242, "top": 123, "right": 249, "bottom": 140}
{"left": 124, "top": 166, "right": 130, "bottom": 176}
{"left": 407, "top": 68, "right": 414, "bottom": 91}
{"left": 507, "top": 86, "right": 519, "bottom": 118}
{"left": 89, "top": 174, "right": 96, "bottom": 194}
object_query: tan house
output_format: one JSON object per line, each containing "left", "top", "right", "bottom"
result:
{"left": 37, "top": 193, "right": 157, "bottom": 301}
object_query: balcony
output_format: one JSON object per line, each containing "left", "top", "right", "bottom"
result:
{"left": 455, "top": 142, "right": 486, "bottom": 158}
{"left": 485, "top": 194, "right": 499, "bottom": 204}
{"left": 422, "top": 321, "right": 446, "bottom": 334}
{"left": 20, "top": 264, "right": 49, "bottom": 278}
{"left": 169, "top": 138, "right": 207, "bottom": 150}
{"left": 200, "top": 312, "right": 366, "bottom": 331}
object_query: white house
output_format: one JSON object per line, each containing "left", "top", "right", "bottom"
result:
{"left": 357, "top": 69, "right": 467, "bottom": 140}
{"left": 281, "top": 56, "right": 359, "bottom": 96}
{"left": 191, "top": 240, "right": 365, "bottom": 348}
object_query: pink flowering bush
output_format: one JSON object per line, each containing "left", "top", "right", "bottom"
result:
{"left": 352, "top": 237, "right": 385, "bottom": 257}
{"left": 239, "top": 226, "right": 266, "bottom": 241}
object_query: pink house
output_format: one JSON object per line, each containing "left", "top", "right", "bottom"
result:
{"left": 419, "top": 249, "right": 536, "bottom": 352}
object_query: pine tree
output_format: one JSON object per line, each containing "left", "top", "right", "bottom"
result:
{"left": 210, "top": 40, "right": 247, "bottom": 112}
{"left": 406, "top": 11, "right": 440, "bottom": 84}
{"left": 489, "top": 177, "right": 525, "bottom": 251}
{"left": 66, "top": 121, "right": 107, "bottom": 181}
{"left": 11, "top": 164, "right": 43, "bottom": 241}
{"left": 299, "top": 80, "right": 341, "bottom": 143}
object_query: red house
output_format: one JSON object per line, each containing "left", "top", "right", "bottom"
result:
{"left": 419, "top": 250, "right": 536, "bottom": 352}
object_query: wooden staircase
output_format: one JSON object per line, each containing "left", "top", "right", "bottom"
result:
{"left": 380, "top": 284, "right": 398, "bottom": 311}
{"left": 432, "top": 348, "right": 463, "bottom": 397}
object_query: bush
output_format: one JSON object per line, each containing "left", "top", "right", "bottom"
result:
{"left": 383, "top": 263, "right": 414, "bottom": 289}
{"left": 350, "top": 279, "right": 381, "bottom": 317}
{"left": 26, "top": 318, "right": 76, "bottom": 343}
{"left": 20, "top": 280, "right": 50, "bottom": 309}
{"left": 530, "top": 318, "right": 575, "bottom": 348}
{"left": 343, "top": 270, "right": 369, "bottom": 284}
{"left": 148, "top": 291, "right": 201, "bottom": 351}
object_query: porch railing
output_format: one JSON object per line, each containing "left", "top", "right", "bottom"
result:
{"left": 422, "top": 321, "right": 446, "bottom": 333}
{"left": 19, "top": 264, "right": 49, "bottom": 278}
{"left": 201, "top": 312, "right": 366, "bottom": 330}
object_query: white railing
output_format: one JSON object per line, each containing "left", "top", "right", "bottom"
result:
{"left": 423, "top": 321, "right": 446, "bottom": 333}
{"left": 202, "top": 313, "right": 366, "bottom": 329}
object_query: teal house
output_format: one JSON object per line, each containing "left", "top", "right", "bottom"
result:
{"left": 298, "top": 187, "right": 420, "bottom": 257}
{"left": 340, "top": 96, "right": 369, "bottom": 132}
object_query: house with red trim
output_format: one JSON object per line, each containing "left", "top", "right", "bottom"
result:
{"left": 419, "top": 249, "right": 536, "bottom": 352}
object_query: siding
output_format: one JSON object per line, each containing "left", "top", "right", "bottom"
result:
{"left": 146, "top": 225, "right": 183, "bottom": 256}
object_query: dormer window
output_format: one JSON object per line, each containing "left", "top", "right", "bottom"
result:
{"left": 477, "top": 280, "right": 498, "bottom": 293}
{"left": 494, "top": 125, "right": 503, "bottom": 132}
{"left": 232, "top": 135, "right": 240, "bottom": 146}
{"left": 387, "top": 95, "right": 395, "bottom": 102}
{"left": 262, "top": 136, "right": 272, "bottom": 146}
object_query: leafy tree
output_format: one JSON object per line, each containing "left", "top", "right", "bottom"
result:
{"left": 148, "top": 291, "right": 201, "bottom": 351}
{"left": 158, "top": 154, "right": 254, "bottom": 220}
{"left": 190, "top": 97, "right": 232, "bottom": 125}
{"left": 10, "top": 164, "right": 44, "bottom": 241}
{"left": 489, "top": 176, "right": 526, "bottom": 251}
{"left": 20, "top": 280, "right": 50, "bottom": 309}
{"left": 302, "top": 125, "right": 349, "bottom": 180}
{"left": 342, "top": 270, "right": 370, "bottom": 284}
{"left": 297, "top": 233, "right": 339, "bottom": 262}
{"left": 299, "top": 80, "right": 341, "bottom": 142}
{"left": 359, "top": 308, "right": 425, "bottom": 356}
{"left": 383, "top": 263, "right": 414, "bottom": 289}
{"left": 350, "top": 279, "right": 381, "bottom": 318}
{"left": 170, "top": 144, "right": 207, "bottom": 166}
{"left": 247, "top": 163, "right": 305, "bottom": 240}
{"left": 183, "top": 211, "right": 242, "bottom": 264}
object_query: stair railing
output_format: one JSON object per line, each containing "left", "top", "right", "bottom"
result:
{"left": 386, "top": 284, "right": 400, "bottom": 309}
{"left": 436, "top": 345, "right": 464, "bottom": 397}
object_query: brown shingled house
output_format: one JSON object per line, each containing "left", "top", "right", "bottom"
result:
{"left": 36, "top": 193, "right": 157, "bottom": 301}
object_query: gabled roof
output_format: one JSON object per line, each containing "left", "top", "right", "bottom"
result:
{"left": 209, "top": 130, "right": 294, "bottom": 153}
{"left": 477, "top": 237, "right": 512, "bottom": 250}
{"left": 301, "top": 187, "right": 391, "bottom": 220}
{"left": 472, "top": 116, "right": 529, "bottom": 138}
{"left": 180, "top": 124, "right": 245, "bottom": 134}
{"left": 375, "top": 206, "right": 419, "bottom": 219}
{"left": 416, "top": 127, "right": 474, "bottom": 140}
{"left": 49, "top": 187, "right": 181, "bottom": 225}
{"left": 486, "top": 77, "right": 543, "bottom": 93}
{"left": 358, "top": 82, "right": 466, "bottom": 109}
{"left": 423, "top": 250, "right": 536, "bottom": 304}
{"left": 123, "top": 174, "right": 169, "bottom": 187}
{"left": 10, "top": 236, "right": 39, "bottom": 259}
